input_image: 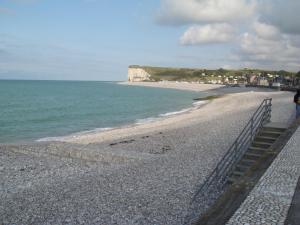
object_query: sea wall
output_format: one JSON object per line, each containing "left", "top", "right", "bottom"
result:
{"left": 128, "top": 67, "right": 151, "bottom": 82}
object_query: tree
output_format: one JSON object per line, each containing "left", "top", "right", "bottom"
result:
{"left": 278, "top": 70, "right": 290, "bottom": 77}
{"left": 217, "top": 68, "right": 226, "bottom": 74}
{"left": 296, "top": 71, "right": 300, "bottom": 78}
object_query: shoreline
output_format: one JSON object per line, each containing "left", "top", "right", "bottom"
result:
{"left": 57, "top": 82, "right": 226, "bottom": 144}
{"left": 1, "top": 82, "right": 245, "bottom": 145}
{"left": 57, "top": 100, "right": 212, "bottom": 144}
{"left": 1, "top": 82, "right": 217, "bottom": 145}
{"left": 31, "top": 82, "right": 224, "bottom": 145}
{"left": 36, "top": 98, "right": 211, "bottom": 144}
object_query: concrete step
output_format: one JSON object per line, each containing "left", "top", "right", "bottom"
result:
{"left": 249, "top": 146, "right": 267, "bottom": 151}
{"left": 262, "top": 126, "right": 286, "bottom": 133}
{"left": 244, "top": 152, "right": 262, "bottom": 160}
{"left": 239, "top": 158, "right": 257, "bottom": 166}
{"left": 227, "top": 177, "right": 236, "bottom": 185}
{"left": 252, "top": 141, "right": 272, "bottom": 149}
{"left": 235, "top": 164, "right": 251, "bottom": 172}
{"left": 259, "top": 130, "right": 283, "bottom": 138}
{"left": 264, "top": 122, "right": 289, "bottom": 129}
{"left": 227, "top": 174, "right": 243, "bottom": 184}
{"left": 232, "top": 171, "right": 244, "bottom": 176}
{"left": 248, "top": 148, "right": 267, "bottom": 155}
{"left": 255, "top": 136, "right": 277, "bottom": 143}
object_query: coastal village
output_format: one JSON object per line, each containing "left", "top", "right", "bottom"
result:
{"left": 128, "top": 66, "right": 300, "bottom": 89}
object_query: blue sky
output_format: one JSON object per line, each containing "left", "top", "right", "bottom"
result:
{"left": 1, "top": 0, "right": 300, "bottom": 80}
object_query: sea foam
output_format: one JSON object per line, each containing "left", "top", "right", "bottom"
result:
{"left": 36, "top": 99, "right": 208, "bottom": 142}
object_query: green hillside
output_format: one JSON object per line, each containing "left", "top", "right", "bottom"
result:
{"left": 129, "top": 65, "right": 296, "bottom": 82}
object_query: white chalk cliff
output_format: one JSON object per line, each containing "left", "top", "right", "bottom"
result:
{"left": 128, "top": 68, "right": 151, "bottom": 82}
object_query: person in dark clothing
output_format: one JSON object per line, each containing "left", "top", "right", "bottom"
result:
{"left": 294, "top": 89, "right": 300, "bottom": 118}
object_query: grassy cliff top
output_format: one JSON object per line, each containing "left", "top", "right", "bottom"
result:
{"left": 128, "top": 65, "right": 296, "bottom": 81}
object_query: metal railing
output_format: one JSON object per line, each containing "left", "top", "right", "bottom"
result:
{"left": 185, "top": 98, "right": 272, "bottom": 223}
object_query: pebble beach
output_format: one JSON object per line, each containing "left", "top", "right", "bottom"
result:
{"left": 0, "top": 83, "right": 296, "bottom": 224}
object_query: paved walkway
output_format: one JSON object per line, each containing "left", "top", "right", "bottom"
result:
{"left": 227, "top": 127, "right": 300, "bottom": 225}
{"left": 284, "top": 177, "right": 300, "bottom": 225}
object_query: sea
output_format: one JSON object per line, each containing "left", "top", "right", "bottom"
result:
{"left": 0, "top": 80, "right": 206, "bottom": 143}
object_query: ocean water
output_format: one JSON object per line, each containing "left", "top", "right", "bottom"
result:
{"left": 0, "top": 80, "right": 204, "bottom": 143}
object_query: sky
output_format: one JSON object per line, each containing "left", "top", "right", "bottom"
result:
{"left": 0, "top": 0, "right": 300, "bottom": 81}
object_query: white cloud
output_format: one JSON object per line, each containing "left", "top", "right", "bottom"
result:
{"left": 180, "top": 23, "right": 235, "bottom": 45}
{"left": 252, "top": 21, "right": 280, "bottom": 40}
{"left": 237, "top": 22, "right": 300, "bottom": 71}
{"left": 260, "top": 0, "right": 300, "bottom": 34}
{"left": 155, "top": 0, "right": 300, "bottom": 71}
{"left": 157, "top": 0, "right": 256, "bottom": 25}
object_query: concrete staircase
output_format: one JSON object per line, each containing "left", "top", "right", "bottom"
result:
{"left": 227, "top": 123, "right": 287, "bottom": 184}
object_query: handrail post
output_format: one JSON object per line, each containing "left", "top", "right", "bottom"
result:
{"left": 251, "top": 117, "right": 254, "bottom": 141}
{"left": 268, "top": 99, "right": 272, "bottom": 122}
{"left": 216, "top": 165, "right": 219, "bottom": 178}
{"left": 266, "top": 99, "right": 268, "bottom": 123}
{"left": 262, "top": 99, "right": 268, "bottom": 125}
{"left": 232, "top": 141, "right": 239, "bottom": 167}
{"left": 266, "top": 99, "right": 269, "bottom": 123}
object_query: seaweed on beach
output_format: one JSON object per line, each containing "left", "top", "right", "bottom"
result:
{"left": 193, "top": 95, "right": 222, "bottom": 101}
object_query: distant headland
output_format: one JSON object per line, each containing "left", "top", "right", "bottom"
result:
{"left": 128, "top": 65, "right": 300, "bottom": 87}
